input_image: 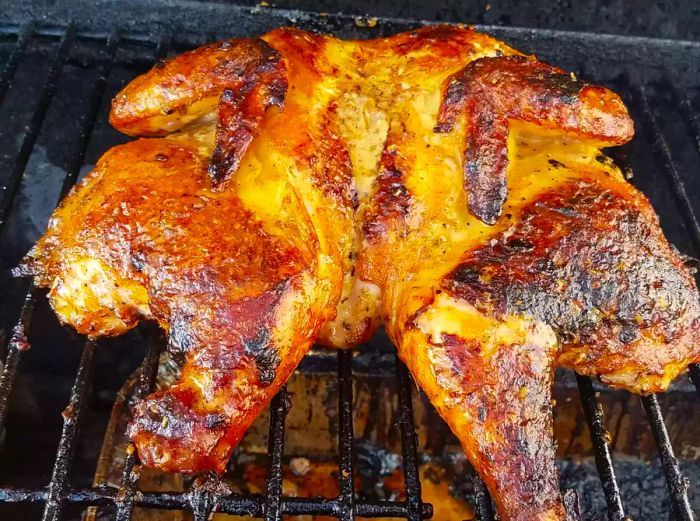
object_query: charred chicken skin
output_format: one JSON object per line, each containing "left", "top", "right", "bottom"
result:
{"left": 21, "top": 26, "right": 700, "bottom": 521}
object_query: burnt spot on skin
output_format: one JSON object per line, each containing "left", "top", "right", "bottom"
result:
{"left": 389, "top": 25, "right": 485, "bottom": 59}
{"left": 168, "top": 312, "right": 196, "bottom": 352}
{"left": 362, "top": 140, "right": 413, "bottom": 242}
{"left": 436, "top": 333, "right": 485, "bottom": 393}
{"left": 442, "top": 179, "right": 700, "bottom": 357}
{"left": 595, "top": 154, "right": 615, "bottom": 167}
{"left": 176, "top": 280, "right": 292, "bottom": 388}
{"left": 208, "top": 40, "right": 288, "bottom": 187}
{"left": 428, "top": 328, "right": 563, "bottom": 518}
{"left": 619, "top": 324, "right": 640, "bottom": 344}
{"left": 127, "top": 390, "right": 231, "bottom": 471}
{"left": 449, "top": 266, "right": 481, "bottom": 285}
{"left": 308, "top": 103, "right": 357, "bottom": 210}
{"left": 130, "top": 252, "right": 147, "bottom": 272}
{"left": 434, "top": 55, "right": 634, "bottom": 225}
{"left": 205, "top": 413, "right": 228, "bottom": 429}
{"left": 243, "top": 328, "right": 280, "bottom": 386}
{"left": 129, "top": 393, "right": 217, "bottom": 442}
{"left": 504, "top": 237, "right": 535, "bottom": 253}
{"left": 548, "top": 159, "right": 565, "bottom": 168}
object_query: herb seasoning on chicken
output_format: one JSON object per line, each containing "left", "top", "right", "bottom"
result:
{"left": 19, "top": 25, "right": 700, "bottom": 521}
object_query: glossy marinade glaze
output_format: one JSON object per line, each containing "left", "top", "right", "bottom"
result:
{"left": 20, "top": 25, "right": 700, "bottom": 521}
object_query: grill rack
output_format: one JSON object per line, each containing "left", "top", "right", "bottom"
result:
{"left": 0, "top": 15, "right": 697, "bottom": 521}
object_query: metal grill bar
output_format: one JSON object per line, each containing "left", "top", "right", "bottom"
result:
{"left": 641, "top": 395, "right": 695, "bottom": 521}
{"left": 264, "top": 388, "right": 289, "bottom": 521}
{"left": 114, "top": 335, "right": 163, "bottom": 521}
{"left": 0, "top": 485, "right": 438, "bottom": 516}
{"left": 58, "top": 29, "right": 121, "bottom": 197}
{"left": 337, "top": 349, "right": 356, "bottom": 521}
{"left": 563, "top": 489, "right": 582, "bottom": 521}
{"left": 42, "top": 340, "right": 97, "bottom": 521}
{"left": 690, "top": 365, "right": 700, "bottom": 396}
{"left": 0, "top": 22, "right": 34, "bottom": 104}
{"left": 0, "top": 26, "right": 120, "bottom": 436}
{"left": 599, "top": 72, "right": 699, "bottom": 520}
{"left": 576, "top": 374, "right": 626, "bottom": 520}
{"left": 188, "top": 479, "right": 220, "bottom": 521}
{"left": 0, "top": 24, "right": 75, "bottom": 230}
{"left": 154, "top": 33, "right": 172, "bottom": 62}
{"left": 629, "top": 78, "right": 700, "bottom": 253}
{"left": 395, "top": 359, "right": 428, "bottom": 521}
{"left": 471, "top": 474, "right": 495, "bottom": 521}
{"left": 668, "top": 79, "right": 700, "bottom": 156}
{"left": 0, "top": 286, "right": 36, "bottom": 433}
{"left": 658, "top": 76, "right": 700, "bottom": 400}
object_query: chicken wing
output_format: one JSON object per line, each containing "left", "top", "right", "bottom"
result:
{"left": 21, "top": 25, "right": 700, "bottom": 520}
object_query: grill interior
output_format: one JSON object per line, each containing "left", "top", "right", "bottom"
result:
{"left": 0, "top": 2, "right": 699, "bottom": 520}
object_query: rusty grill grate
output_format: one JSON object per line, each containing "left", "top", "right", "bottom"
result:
{"left": 0, "top": 6, "right": 698, "bottom": 521}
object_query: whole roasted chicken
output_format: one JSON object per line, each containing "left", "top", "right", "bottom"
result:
{"left": 20, "top": 25, "right": 700, "bottom": 521}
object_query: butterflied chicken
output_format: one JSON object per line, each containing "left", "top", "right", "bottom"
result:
{"left": 20, "top": 25, "right": 700, "bottom": 521}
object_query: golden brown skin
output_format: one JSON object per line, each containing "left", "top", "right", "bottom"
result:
{"left": 28, "top": 137, "right": 335, "bottom": 471}
{"left": 442, "top": 176, "right": 700, "bottom": 392}
{"left": 28, "top": 38, "right": 337, "bottom": 472}
{"left": 22, "top": 25, "right": 700, "bottom": 521}
{"left": 111, "top": 38, "right": 287, "bottom": 186}
{"left": 434, "top": 55, "right": 634, "bottom": 224}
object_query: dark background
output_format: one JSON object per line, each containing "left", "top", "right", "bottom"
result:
{"left": 218, "top": 0, "right": 700, "bottom": 40}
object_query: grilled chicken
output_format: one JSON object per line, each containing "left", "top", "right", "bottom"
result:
{"left": 20, "top": 25, "right": 700, "bottom": 521}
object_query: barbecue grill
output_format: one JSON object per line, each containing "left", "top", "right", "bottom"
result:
{"left": 0, "top": 1, "right": 699, "bottom": 520}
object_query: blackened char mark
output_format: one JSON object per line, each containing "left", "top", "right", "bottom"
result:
{"left": 310, "top": 102, "right": 357, "bottom": 210}
{"left": 433, "top": 332, "right": 564, "bottom": 519}
{"left": 129, "top": 391, "right": 229, "bottom": 445}
{"left": 208, "top": 39, "right": 288, "bottom": 187}
{"left": 168, "top": 311, "right": 196, "bottom": 353}
{"left": 165, "top": 281, "right": 289, "bottom": 387}
{"left": 391, "top": 24, "right": 478, "bottom": 54}
{"left": 434, "top": 55, "right": 634, "bottom": 225}
{"left": 442, "top": 179, "right": 699, "bottom": 350}
{"left": 363, "top": 138, "right": 412, "bottom": 243}
{"left": 243, "top": 328, "right": 280, "bottom": 386}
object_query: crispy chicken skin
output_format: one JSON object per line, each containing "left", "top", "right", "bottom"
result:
{"left": 434, "top": 55, "right": 634, "bottom": 224}
{"left": 21, "top": 25, "right": 700, "bottom": 521}
{"left": 29, "top": 137, "right": 337, "bottom": 471}
{"left": 110, "top": 38, "right": 287, "bottom": 187}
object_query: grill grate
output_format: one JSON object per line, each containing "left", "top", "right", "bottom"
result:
{"left": 0, "top": 13, "right": 698, "bottom": 521}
